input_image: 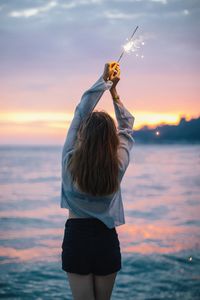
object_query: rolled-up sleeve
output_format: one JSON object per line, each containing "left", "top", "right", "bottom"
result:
{"left": 113, "top": 100, "right": 135, "bottom": 180}
{"left": 62, "top": 76, "right": 113, "bottom": 164}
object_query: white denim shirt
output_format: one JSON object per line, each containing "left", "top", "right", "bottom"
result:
{"left": 60, "top": 75, "right": 135, "bottom": 228}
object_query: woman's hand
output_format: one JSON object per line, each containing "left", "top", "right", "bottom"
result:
{"left": 103, "top": 61, "right": 120, "bottom": 82}
{"left": 110, "top": 62, "right": 120, "bottom": 92}
{"left": 103, "top": 61, "right": 121, "bottom": 101}
{"left": 108, "top": 61, "right": 121, "bottom": 101}
{"left": 109, "top": 62, "right": 120, "bottom": 89}
{"left": 110, "top": 73, "right": 120, "bottom": 89}
{"left": 102, "top": 63, "right": 110, "bottom": 81}
{"left": 109, "top": 62, "right": 120, "bottom": 80}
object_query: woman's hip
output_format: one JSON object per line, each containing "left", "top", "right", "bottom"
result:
{"left": 62, "top": 217, "right": 120, "bottom": 251}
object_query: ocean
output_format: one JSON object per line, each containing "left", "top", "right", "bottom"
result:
{"left": 0, "top": 144, "right": 199, "bottom": 299}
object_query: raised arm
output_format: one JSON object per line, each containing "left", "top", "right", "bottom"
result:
{"left": 113, "top": 98, "right": 135, "bottom": 177}
{"left": 109, "top": 63, "right": 135, "bottom": 180}
{"left": 62, "top": 65, "right": 113, "bottom": 164}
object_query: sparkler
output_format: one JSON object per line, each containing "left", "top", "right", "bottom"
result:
{"left": 117, "top": 26, "right": 139, "bottom": 62}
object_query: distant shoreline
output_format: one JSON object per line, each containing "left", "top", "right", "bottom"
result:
{"left": 0, "top": 142, "right": 199, "bottom": 149}
{"left": 132, "top": 115, "right": 200, "bottom": 144}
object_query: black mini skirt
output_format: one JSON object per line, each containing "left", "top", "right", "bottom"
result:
{"left": 61, "top": 218, "right": 121, "bottom": 276}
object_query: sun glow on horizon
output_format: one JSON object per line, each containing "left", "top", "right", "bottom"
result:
{"left": 0, "top": 110, "right": 197, "bottom": 144}
{"left": 0, "top": 112, "right": 72, "bottom": 124}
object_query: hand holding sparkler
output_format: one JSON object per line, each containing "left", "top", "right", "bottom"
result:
{"left": 109, "top": 62, "right": 120, "bottom": 88}
{"left": 108, "top": 62, "right": 121, "bottom": 104}
{"left": 102, "top": 63, "right": 110, "bottom": 82}
{"left": 103, "top": 61, "right": 122, "bottom": 103}
{"left": 103, "top": 62, "right": 120, "bottom": 82}
{"left": 109, "top": 62, "right": 120, "bottom": 80}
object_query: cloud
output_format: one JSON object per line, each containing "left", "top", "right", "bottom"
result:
{"left": 60, "top": 0, "right": 102, "bottom": 10}
{"left": 77, "top": 0, "right": 102, "bottom": 3}
{"left": 151, "top": 0, "right": 167, "bottom": 4}
{"left": 61, "top": 2, "right": 77, "bottom": 9}
{"left": 104, "top": 10, "right": 144, "bottom": 19}
{"left": 9, "top": 1, "right": 58, "bottom": 18}
{"left": 183, "top": 9, "right": 190, "bottom": 15}
{"left": 113, "top": 0, "right": 167, "bottom": 3}
{"left": 7, "top": 0, "right": 103, "bottom": 18}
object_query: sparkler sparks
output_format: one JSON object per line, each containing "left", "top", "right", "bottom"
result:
{"left": 123, "top": 35, "right": 145, "bottom": 58}
{"left": 117, "top": 26, "right": 146, "bottom": 62}
{"left": 117, "top": 26, "right": 139, "bottom": 62}
{"left": 123, "top": 40, "right": 134, "bottom": 53}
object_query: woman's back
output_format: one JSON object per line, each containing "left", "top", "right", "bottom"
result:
{"left": 61, "top": 74, "right": 135, "bottom": 229}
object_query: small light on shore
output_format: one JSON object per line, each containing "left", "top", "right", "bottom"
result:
{"left": 188, "top": 256, "right": 192, "bottom": 261}
{"left": 155, "top": 131, "right": 160, "bottom": 136}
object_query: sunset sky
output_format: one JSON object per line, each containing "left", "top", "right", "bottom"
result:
{"left": 0, "top": 0, "right": 199, "bottom": 145}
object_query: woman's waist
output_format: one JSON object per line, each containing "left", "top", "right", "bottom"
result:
{"left": 66, "top": 210, "right": 116, "bottom": 233}
{"left": 68, "top": 209, "right": 94, "bottom": 219}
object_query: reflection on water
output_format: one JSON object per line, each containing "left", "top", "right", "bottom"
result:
{"left": 0, "top": 145, "right": 200, "bottom": 299}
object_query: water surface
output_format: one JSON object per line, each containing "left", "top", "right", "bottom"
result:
{"left": 0, "top": 144, "right": 199, "bottom": 299}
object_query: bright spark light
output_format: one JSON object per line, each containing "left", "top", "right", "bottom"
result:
{"left": 123, "top": 40, "right": 134, "bottom": 53}
{"left": 122, "top": 35, "right": 146, "bottom": 59}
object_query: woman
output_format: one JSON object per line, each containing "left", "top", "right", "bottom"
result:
{"left": 61, "top": 62, "right": 135, "bottom": 300}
